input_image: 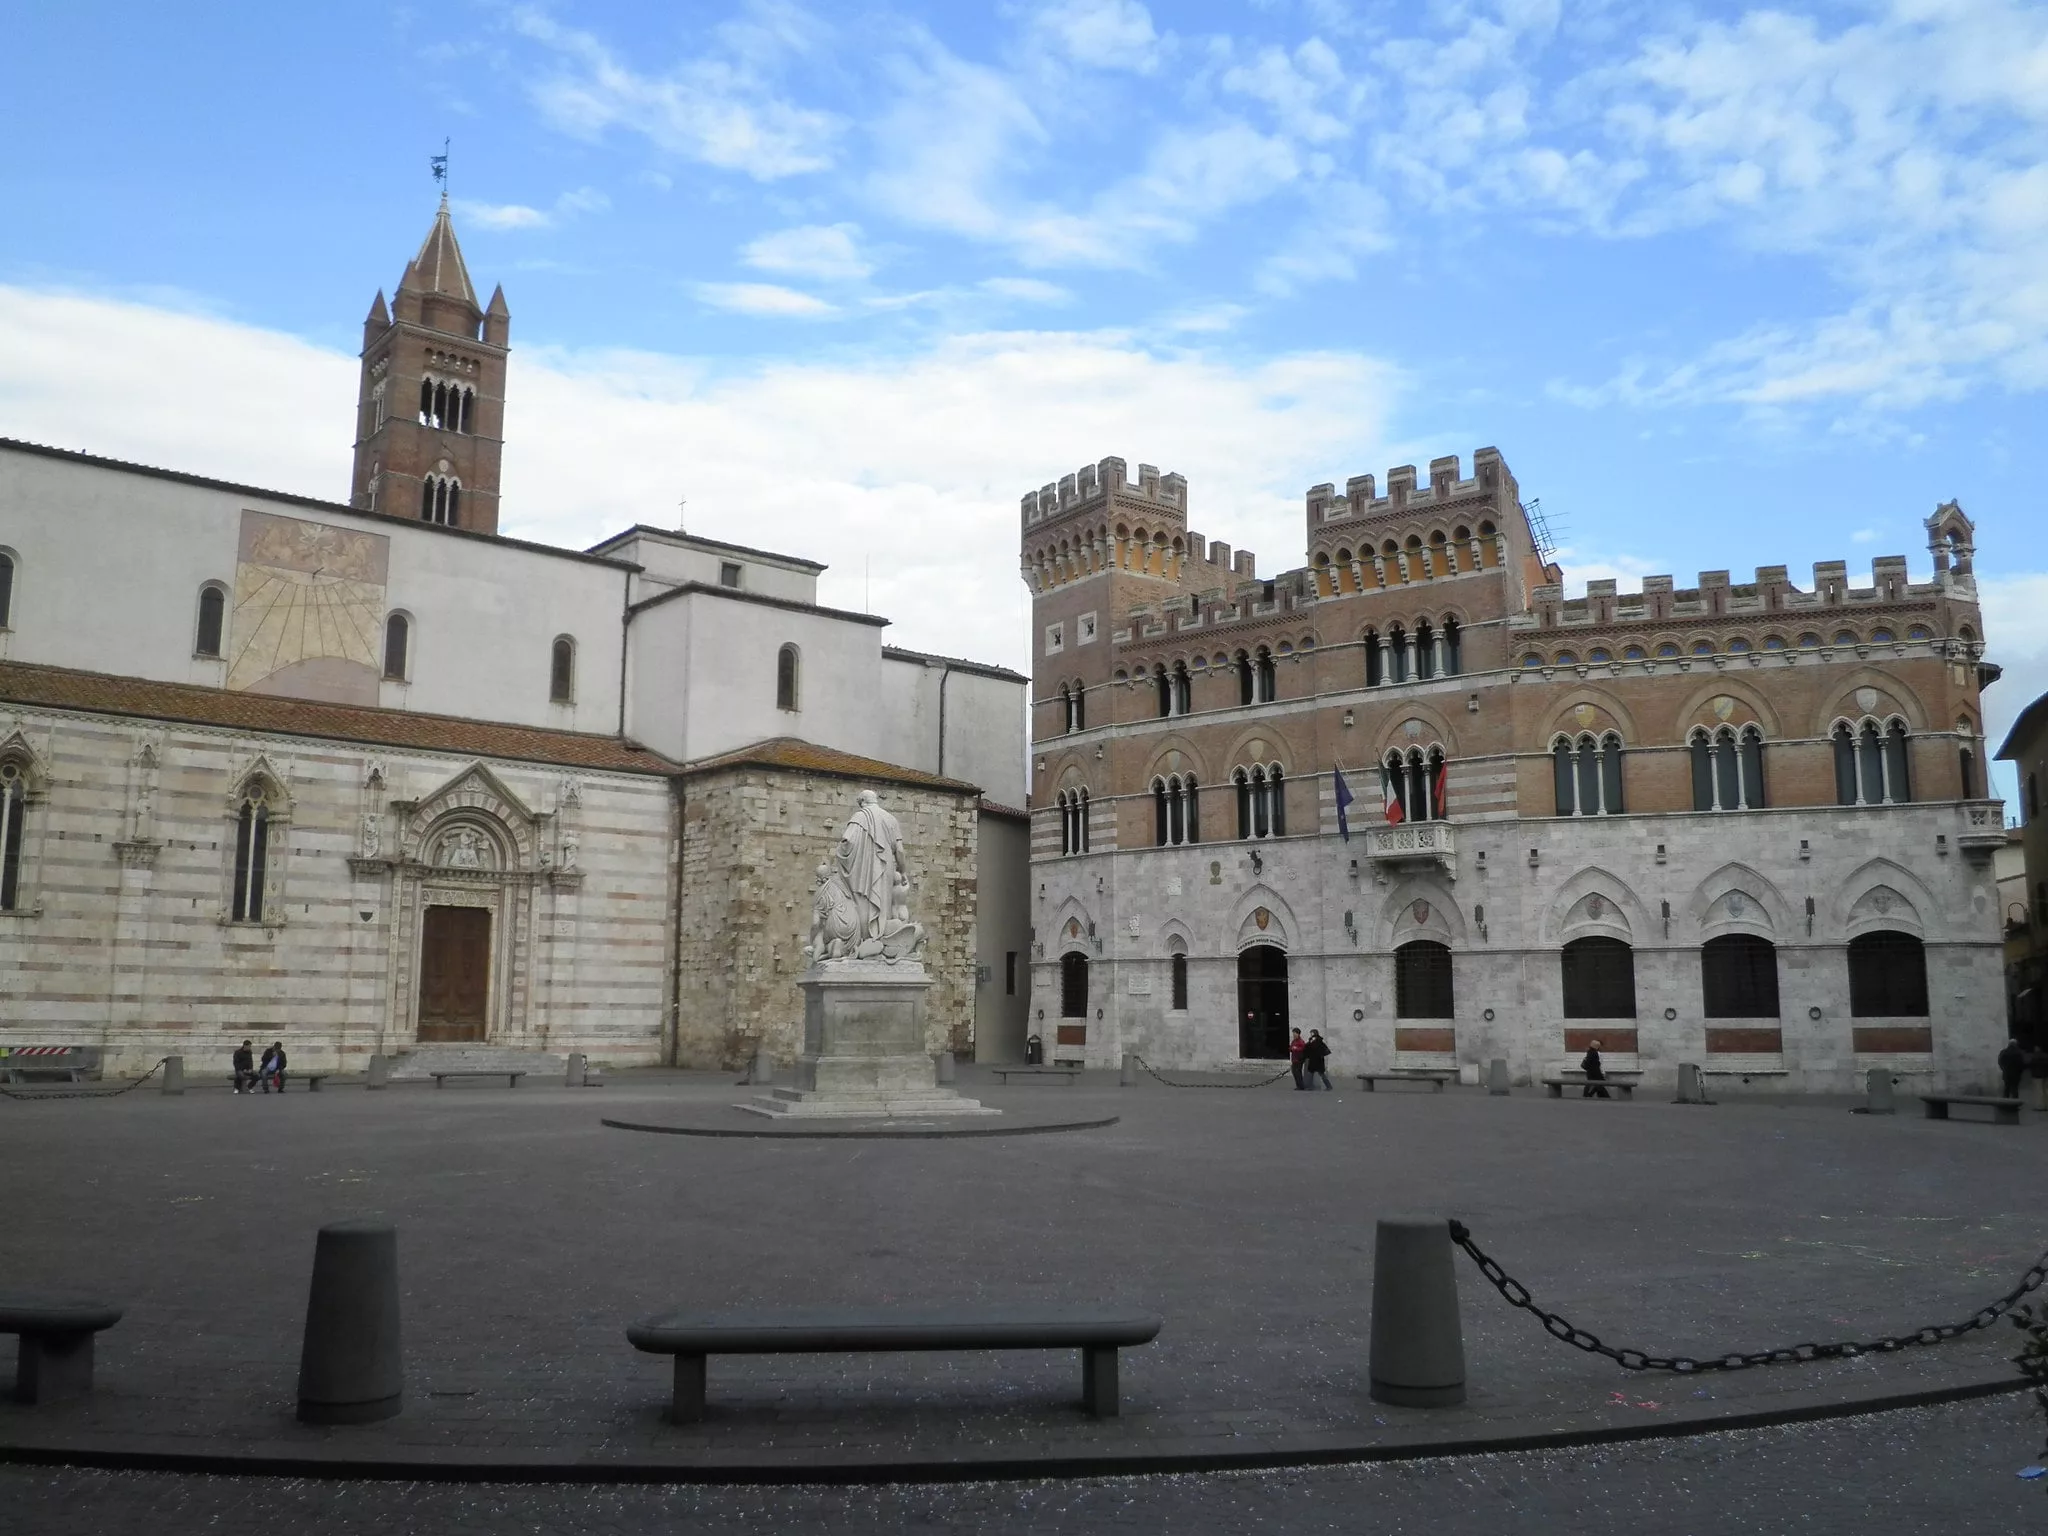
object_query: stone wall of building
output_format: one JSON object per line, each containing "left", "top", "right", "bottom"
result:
{"left": 0, "top": 702, "right": 675, "bottom": 1075}
{"left": 676, "top": 762, "right": 980, "bottom": 1069}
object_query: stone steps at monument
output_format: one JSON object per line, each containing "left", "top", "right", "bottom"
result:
{"left": 387, "top": 1046, "right": 567, "bottom": 1081}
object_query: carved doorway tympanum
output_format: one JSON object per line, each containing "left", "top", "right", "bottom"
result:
{"left": 417, "top": 904, "right": 491, "bottom": 1042}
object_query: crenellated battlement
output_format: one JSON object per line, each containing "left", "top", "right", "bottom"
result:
{"left": 1512, "top": 553, "right": 1964, "bottom": 634}
{"left": 1020, "top": 455, "right": 1187, "bottom": 527}
{"left": 1306, "top": 447, "right": 1514, "bottom": 528}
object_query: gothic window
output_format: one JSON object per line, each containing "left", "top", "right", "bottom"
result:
{"left": 1690, "top": 726, "right": 1765, "bottom": 811}
{"left": 1234, "top": 765, "right": 1285, "bottom": 839}
{"left": 1056, "top": 789, "right": 1091, "bottom": 856}
{"left": 776, "top": 644, "right": 800, "bottom": 711}
{"left": 1152, "top": 774, "right": 1199, "bottom": 846}
{"left": 1061, "top": 951, "right": 1090, "bottom": 1018}
{"left": 194, "top": 583, "right": 227, "bottom": 659}
{"left": 1388, "top": 625, "right": 1410, "bottom": 683}
{"left": 1237, "top": 650, "right": 1254, "bottom": 705}
{"left": 458, "top": 386, "right": 475, "bottom": 434}
{"left": 1255, "top": 647, "right": 1277, "bottom": 702}
{"left": 1702, "top": 934, "right": 1779, "bottom": 1017}
{"left": 1415, "top": 618, "right": 1436, "bottom": 681}
{"left": 1155, "top": 665, "right": 1172, "bottom": 719}
{"left": 0, "top": 550, "right": 12, "bottom": 628}
{"left": 0, "top": 759, "right": 26, "bottom": 912}
{"left": 420, "top": 475, "right": 461, "bottom": 526}
{"left": 550, "top": 636, "right": 576, "bottom": 704}
{"left": 382, "top": 612, "right": 410, "bottom": 682}
{"left": 1442, "top": 617, "right": 1462, "bottom": 676}
{"left": 419, "top": 378, "right": 434, "bottom": 425}
{"left": 1170, "top": 948, "right": 1189, "bottom": 1012}
{"left": 230, "top": 786, "right": 271, "bottom": 923}
{"left": 1364, "top": 628, "right": 1383, "bottom": 687}
{"left": 1847, "top": 931, "right": 1927, "bottom": 1017}
{"left": 1070, "top": 682, "right": 1085, "bottom": 732}
{"left": 1552, "top": 733, "right": 1625, "bottom": 815}
{"left": 1395, "top": 941, "right": 1454, "bottom": 1019}
{"left": 1833, "top": 718, "right": 1911, "bottom": 805}
{"left": 1561, "top": 937, "right": 1636, "bottom": 1019}
{"left": 1383, "top": 747, "right": 1447, "bottom": 821}
{"left": 1172, "top": 662, "right": 1192, "bottom": 716}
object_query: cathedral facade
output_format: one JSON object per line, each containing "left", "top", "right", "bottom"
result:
{"left": 0, "top": 200, "right": 1030, "bottom": 1076}
{"left": 1022, "top": 450, "right": 2008, "bottom": 1093}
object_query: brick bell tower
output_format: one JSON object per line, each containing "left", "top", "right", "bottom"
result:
{"left": 349, "top": 195, "right": 509, "bottom": 533}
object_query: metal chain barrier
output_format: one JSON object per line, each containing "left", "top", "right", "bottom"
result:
{"left": 1132, "top": 1054, "right": 1294, "bottom": 1090}
{"left": 0, "top": 1057, "right": 171, "bottom": 1103}
{"left": 1448, "top": 1218, "right": 2048, "bottom": 1374}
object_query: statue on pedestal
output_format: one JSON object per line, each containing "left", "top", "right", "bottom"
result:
{"left": 805, "top": 790, "right": 924, "bottom": 965}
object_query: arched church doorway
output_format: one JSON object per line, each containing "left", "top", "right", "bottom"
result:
{"left": 1238, "top": 945, "right": 1290, "bottom": 1059}
{"left": 417, "top": 904, "right": 491, "bottom": 1041}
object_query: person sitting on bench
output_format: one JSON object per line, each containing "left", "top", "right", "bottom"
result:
{"left": 231, "top": 1040, "right": 256, "bottom": 1095}
{"left": 258, "top": 1041, "right": 287, "bottom": 1094}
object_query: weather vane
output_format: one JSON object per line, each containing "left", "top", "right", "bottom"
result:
{"left": 429, "top": 138, "right": 450, "bottom": 194}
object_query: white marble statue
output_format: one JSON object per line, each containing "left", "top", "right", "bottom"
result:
{"left": 805, "top": 791, "right": 924, "bottom": 963}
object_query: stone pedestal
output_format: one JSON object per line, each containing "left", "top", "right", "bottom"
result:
{"left": 736, "top": 961, "right": 995, "bottom": 1118}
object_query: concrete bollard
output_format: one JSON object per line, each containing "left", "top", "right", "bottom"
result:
{"left": 751, "top": 1046, "right": 773, "bottom": 1087}
{"left": 297, "top": 1221, "right": 403, "bottom": 1424}
{"left": 160, "top": 1055, "right": 184, "bottom": 1096}
{"left": 366, "top": 1054, "right": 389, "bottom": 1090}
{"left": 1120, "top": 1052, "right": 1138, "bottom": 1087}
{"left": 1864, "top": 1068, "right": 1896, "bottom": 1115}
{"left": 566, "top": 1052, "right": 587, "bottom": 1088}
{"left": 1487, "top": 1058, "right": 1510, "bottom": 1097}
{"left": 1675, "top": 1062, "right": 1710, "bottom": 1104}
{"left": 1369, "top": 1216, "right": 1467, "bottom": 1408}
{"left": 935, "top": 1051, "right": 956, "bottom": 1085}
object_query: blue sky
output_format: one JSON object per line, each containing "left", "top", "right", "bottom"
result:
{"left": 2, "top": 1, "right": 2044, "bottom": 795}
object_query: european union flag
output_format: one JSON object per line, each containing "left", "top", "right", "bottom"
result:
{"left": 1333, "top": 767, "right": 1354, "bottom": 842}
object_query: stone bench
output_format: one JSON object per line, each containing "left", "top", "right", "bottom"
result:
{"left": 1920, "top": 1094, "right": 2022, "bottom": 1126}
{"left": 0, "top": 1298, "right": 123, "bottom": 1404}
{"left": 430, "top": 1070, "right": 525, "bottom": 1089}
{"left": 1541, "top": 1073, "right": 1642, "bottom": 1100}
{"left": 303, "top": 1073, "right": 366, "bottom": 1092}
{"left": 1356, "top": 1072, "right": 1453, "bottom": 1093}
{"left": 626, "top": 1308, "right": 1162, "bottom": 1421}
{"left": 990, "top": 1067, "right": 1079, "bottom": 1085}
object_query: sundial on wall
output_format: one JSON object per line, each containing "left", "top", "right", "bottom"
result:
{"left": 227, "top": 511, "right": 390, "bottom": 705}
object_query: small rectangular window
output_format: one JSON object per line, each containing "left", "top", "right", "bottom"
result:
{"left": 719, "top": 562, "right": 743, "bottom": 589}
{"left": 1005, "top": 952, "right": 1017, "bottom": 996}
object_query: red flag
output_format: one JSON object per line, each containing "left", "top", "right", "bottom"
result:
{"left": 1434, "top": 758, "right": 1448, "bottom": 817}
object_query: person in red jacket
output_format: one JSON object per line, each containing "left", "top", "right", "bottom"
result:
{"left": 1287, "top": 1028, "right": 1307, "bottom": 1090}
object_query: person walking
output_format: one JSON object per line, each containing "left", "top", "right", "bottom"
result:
{"left": 231, "top": 1039, "right": 255, "bottom": 1095}
{"left": 1303, "top": 1030, "right": 1333, "bottom": 1091}
{"left": 1287, "top": 1028, "right": 1307, "bottom": 1090}
{"left": 1580, "top": 1039, "right": 1610, "bottom": 1099}
{"left": 1998, "top": 1037, "right": 2026, "bottom": 1100}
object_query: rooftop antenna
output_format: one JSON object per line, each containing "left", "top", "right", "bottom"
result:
{"left": 1521, "top": 496, "right": 1564, "bottom": 567}
{"left": 429, "top": 138, "right": 450, "bottom": 198}
{"left": 677, "top": 495, "right": 687, "bottom": 533}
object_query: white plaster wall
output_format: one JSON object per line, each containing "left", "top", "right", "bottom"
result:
{"left": 876, "top": 655, "right": 1029, "bottom": 805}
{"left": 1027, "top": 802, "right": 2007, "bottom": 1093}
{"left": 604, "top": 528, "right": 819, "bottom": 605}
{"left": 626, "top": 590, "right": 891, "bottom": 765}
{"left": 0, "top": 447, "right": 628, "bottom": 733}
{"left": 973, "top": 811, "right": 1033, "bottom": 1061}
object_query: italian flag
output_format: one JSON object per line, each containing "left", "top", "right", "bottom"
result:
{"left": 1383, "top": 766, "right": 1405, "bottom": 824}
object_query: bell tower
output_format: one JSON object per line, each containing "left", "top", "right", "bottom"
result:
{"left": 349, "top": 196, "right": 509, "bottom": 534}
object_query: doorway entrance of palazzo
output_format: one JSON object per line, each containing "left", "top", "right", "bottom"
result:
{"left": 417, "top": 904, "right": 491, "bottom": 1042}
{"left": 1237, "top": 944, "right": 1290, "bottom": 1059}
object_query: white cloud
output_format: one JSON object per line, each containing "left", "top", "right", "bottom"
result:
{"left": 866, "top": 35, "right": 1049, "bottom": 246}
{"left": 514, "top": 5, "right": 841, "bottom": 180}
{"left": 0, "top": 283, "right": 1402, "bottom": 675}
{"left": 1025, "top": 0, "right": 1161, "bottom": 73}
{"left": 456, "top": 186, "right": 611, "bottom": 232}
{"left": 692, "top": 282, "right": 839, "bottom": 317}
{"left": 979, "top": 277, "right": 1072, "bottom": 304}
{"left": 742, "top": 223, "right": 872, "bottom": 282}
